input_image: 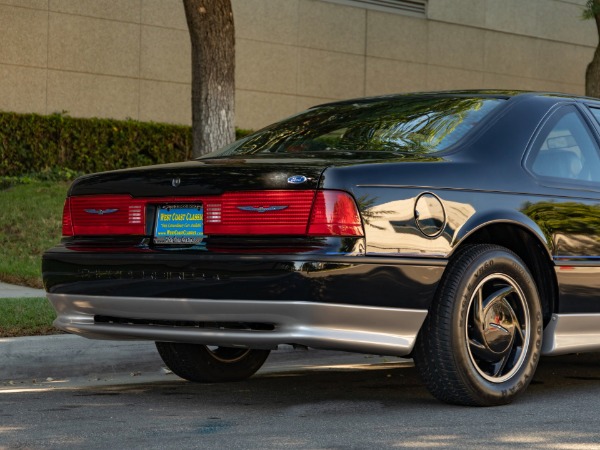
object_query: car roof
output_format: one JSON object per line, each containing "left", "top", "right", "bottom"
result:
{"left": 313, "top": 90, "right": 600, "bottom": 109}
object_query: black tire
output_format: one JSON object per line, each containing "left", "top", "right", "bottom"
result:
{"left": 155, "top": 342, "right": 270, "bottom": 383}
{"left": 413, "top": 244, "right": 543, "bottom": 406}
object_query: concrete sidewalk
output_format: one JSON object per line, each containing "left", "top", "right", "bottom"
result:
{"left": 0, "top": 281, "right": 45, "bottom": 298}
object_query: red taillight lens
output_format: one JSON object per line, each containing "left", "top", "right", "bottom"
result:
{"left": 68, "top": 195, "right": 146, "bottom": 235}
{"left": 307, "top": 190, "right": 363, "bottom": 236}
{"left": 62, "top": 199, "right": 74, "bottom": 236}
{"left": 205, "top": 191, "right": 315, "bottom": 235}
{"left": 64, "top": 190, "right": 363, "bottom": 238}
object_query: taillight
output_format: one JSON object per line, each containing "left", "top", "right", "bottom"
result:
{"left": 205, "top": 191, "right": 315, "bottom": 235}
{"left": 64, "top": 190, "right": 363, "bottom": 238}
{"left": 307, "top": 190, "right": 363, "bottom": 236}
{"left": 62, "top": 199, "right": 74, "bottom": 236}
{"left": 68, "top": 195, "right": 146, "bottom": 235}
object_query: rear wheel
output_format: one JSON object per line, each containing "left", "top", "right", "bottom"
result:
{"left": 413, "top": 244, "right": 543, "bottom": 406}
{"left": 156, "top": 342, "right": 270, "bottom": 382}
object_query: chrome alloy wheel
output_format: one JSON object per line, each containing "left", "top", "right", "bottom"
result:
{"left": 465, "top": 273, "right": 530, "bottom": 383}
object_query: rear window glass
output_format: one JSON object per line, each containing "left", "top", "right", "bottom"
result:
{"left": 206, "top": 97, "right": 504, "bottom": 158}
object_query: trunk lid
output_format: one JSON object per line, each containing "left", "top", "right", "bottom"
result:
{"left": 68, "top": 158, "right": 330, "bottom": 197}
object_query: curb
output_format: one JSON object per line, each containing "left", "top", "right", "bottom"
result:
{"left": 2, "top": 334, "right": 164, "bottom": 381}
{"left": 1, "top": 334, "right": 306, "bottom": 382}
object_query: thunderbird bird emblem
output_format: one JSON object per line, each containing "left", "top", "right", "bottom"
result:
{"left": 236, "top": 205, "right": 288, "bottom": 213}
{"left": 84, "top": 208, "right": 118, "bottom": 215}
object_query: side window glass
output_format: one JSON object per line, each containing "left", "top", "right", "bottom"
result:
{"left": 530, "top": 107, "right": 600, "bottom": 183}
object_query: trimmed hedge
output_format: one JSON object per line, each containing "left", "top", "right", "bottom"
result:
{"left": 0, "top": 111, "right": 253, "bottom": 177}
{"left": 0, "top": 112, "right": 191, "bottom": 176}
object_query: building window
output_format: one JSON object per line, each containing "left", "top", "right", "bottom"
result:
{"left": 319, "top": 0, "right": 427, "bottom": 17}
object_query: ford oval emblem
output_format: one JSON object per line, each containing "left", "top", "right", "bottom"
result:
{"left": 287, "top": 175, "right": 307, "bottom": 184}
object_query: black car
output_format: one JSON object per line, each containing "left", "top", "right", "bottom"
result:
{"left": 43, "top": 91, "right": 600, "bottom": 406}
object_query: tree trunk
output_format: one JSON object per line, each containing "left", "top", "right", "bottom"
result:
{"left": 183, "top": 0, "right": 235, "bottom": 157}
{"left": 586, "top": 4, "right": 600, "bottom": 98}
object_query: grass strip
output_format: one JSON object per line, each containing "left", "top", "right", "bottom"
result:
{"left": 0, "top": 181, "right": 68, "bottom": 288}
{"left": 0, "top": 297, "right": 58, "bottom": 337}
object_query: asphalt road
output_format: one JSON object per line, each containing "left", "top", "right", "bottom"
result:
{"left": 2, "top": 350, "right": 600, "bottom": 449}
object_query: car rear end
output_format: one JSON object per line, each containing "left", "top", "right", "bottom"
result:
{"left": 43, "top": 159, "right": 441, "bottom": 356}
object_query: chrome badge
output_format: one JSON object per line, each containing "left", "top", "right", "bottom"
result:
{"left": 237, "top": 205, "right": 288, "bottom": 213}
{"left": 287, "top": 175, "right": 308, "bottom": 184}
{"left": 171, "top": 177, "right": 181, "bottom": 187}
{"left": 84, "top": 208, "right": 118, "bottom": 215}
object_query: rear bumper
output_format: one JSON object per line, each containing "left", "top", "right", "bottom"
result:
{"left": 43, "top": 250, "right": 446, "bottom": 355}
{"left": 48, "top": 294, "right": 427, "bottom": 356}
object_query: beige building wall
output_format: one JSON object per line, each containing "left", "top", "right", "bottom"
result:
{"left": 0, "top": 0, "right": 596, "bottom": 130}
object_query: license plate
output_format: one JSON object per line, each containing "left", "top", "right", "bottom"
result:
{"left": 154, "top": 205, "right": 204, "bottom": 244}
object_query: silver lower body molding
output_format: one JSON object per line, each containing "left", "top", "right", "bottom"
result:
{"left": 543, "top": 313, "right": 600, "bottom": 356}
{"left": 47, "top": 293, "right": 427, "bottom": 357}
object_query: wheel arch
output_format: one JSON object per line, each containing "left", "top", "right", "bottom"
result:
{"left": 450, "top": 214, "right": 558, "bottom": 326}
